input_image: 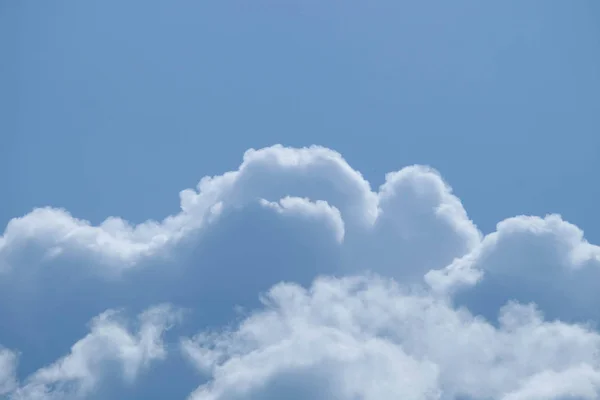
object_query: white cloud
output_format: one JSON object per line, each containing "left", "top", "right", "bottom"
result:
{"left": 1, "top": 145, "right": 600, "bottom": 399}
{"left": 0, "top": 348, "right": 18, "bottom": 395}
{"left": 259, "top": 197, "right": 345, "bottom": 243}
{"left": 427, "top": 214, "right": 600, "bottom": 321}
{"left": 0, "top": 145, "right": 479, "bottom": 281}
{"left": 182, "top": 276, "right": 600, "bottom": 400}
{"left": 9, "top": 305, "right": 179, "bottom": 400}
{"left": 501, "top": 365, "right": 600, "bottom": 400}
{"left": 366, "top": 165, "right": 481, "bottom": 281}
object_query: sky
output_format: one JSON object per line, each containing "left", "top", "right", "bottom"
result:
{"left": 1, "top": 1, "right": 600, "bottom": 399}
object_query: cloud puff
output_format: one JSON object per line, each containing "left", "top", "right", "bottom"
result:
{"left": 258, "top": 197, "right": 345, "bottom": 243}
{"left": 1, "top": 144, "right": 600, "bottom": 399}
{"left": 428, "top": 214, "right": 600, "bottom": 322}
{"left": 9, "top": 304, "right": 178, "bottom": 400}
{"left": 0, "top": 145, "right": 479, "bottom": 279}
{"left": 182, "top": 276, "right": 600, "bottom": 400}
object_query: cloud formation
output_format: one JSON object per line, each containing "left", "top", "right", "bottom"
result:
{"left": 8, "top": 305, "right": 178, "bottom": 400}
{"left": 0, "top": 145, "right": 479, "bottom": 278}
{"left": 1, "top": 145, "right": 599, "bottom": 399}
{"left": 182, "top": 276, "right": 600, "bottom": 400}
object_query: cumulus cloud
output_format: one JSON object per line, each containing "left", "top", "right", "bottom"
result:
{"left": 1, "top": 144, "right": 599, "bottom": 399}
{"left": 182, "top": 276, "right": 600, "bottom": 400}
{"left": 0, "top": 145, "right": 479, "bottom": 279}
{"left": 8, "top": 304, "right": 178, "bottom": 400}
{"left": 428, "top": 214, "right": 600, "bottom": 322}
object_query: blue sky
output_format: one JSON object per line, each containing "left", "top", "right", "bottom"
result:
{"left": 2, "top": 1, "right": 600, "bottom": 399}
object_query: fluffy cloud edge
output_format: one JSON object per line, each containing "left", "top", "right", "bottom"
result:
{"left": 180, "top": 275, "right": 600, "bottom": 400}
{"left": 6, "top": 305, "right": 180, "bottom": 400}
{"left": 0, "top": 145, "right": 481, "bottom": 275}
{"left": 0, "top": 348, "right": 18, "bottom": 395}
